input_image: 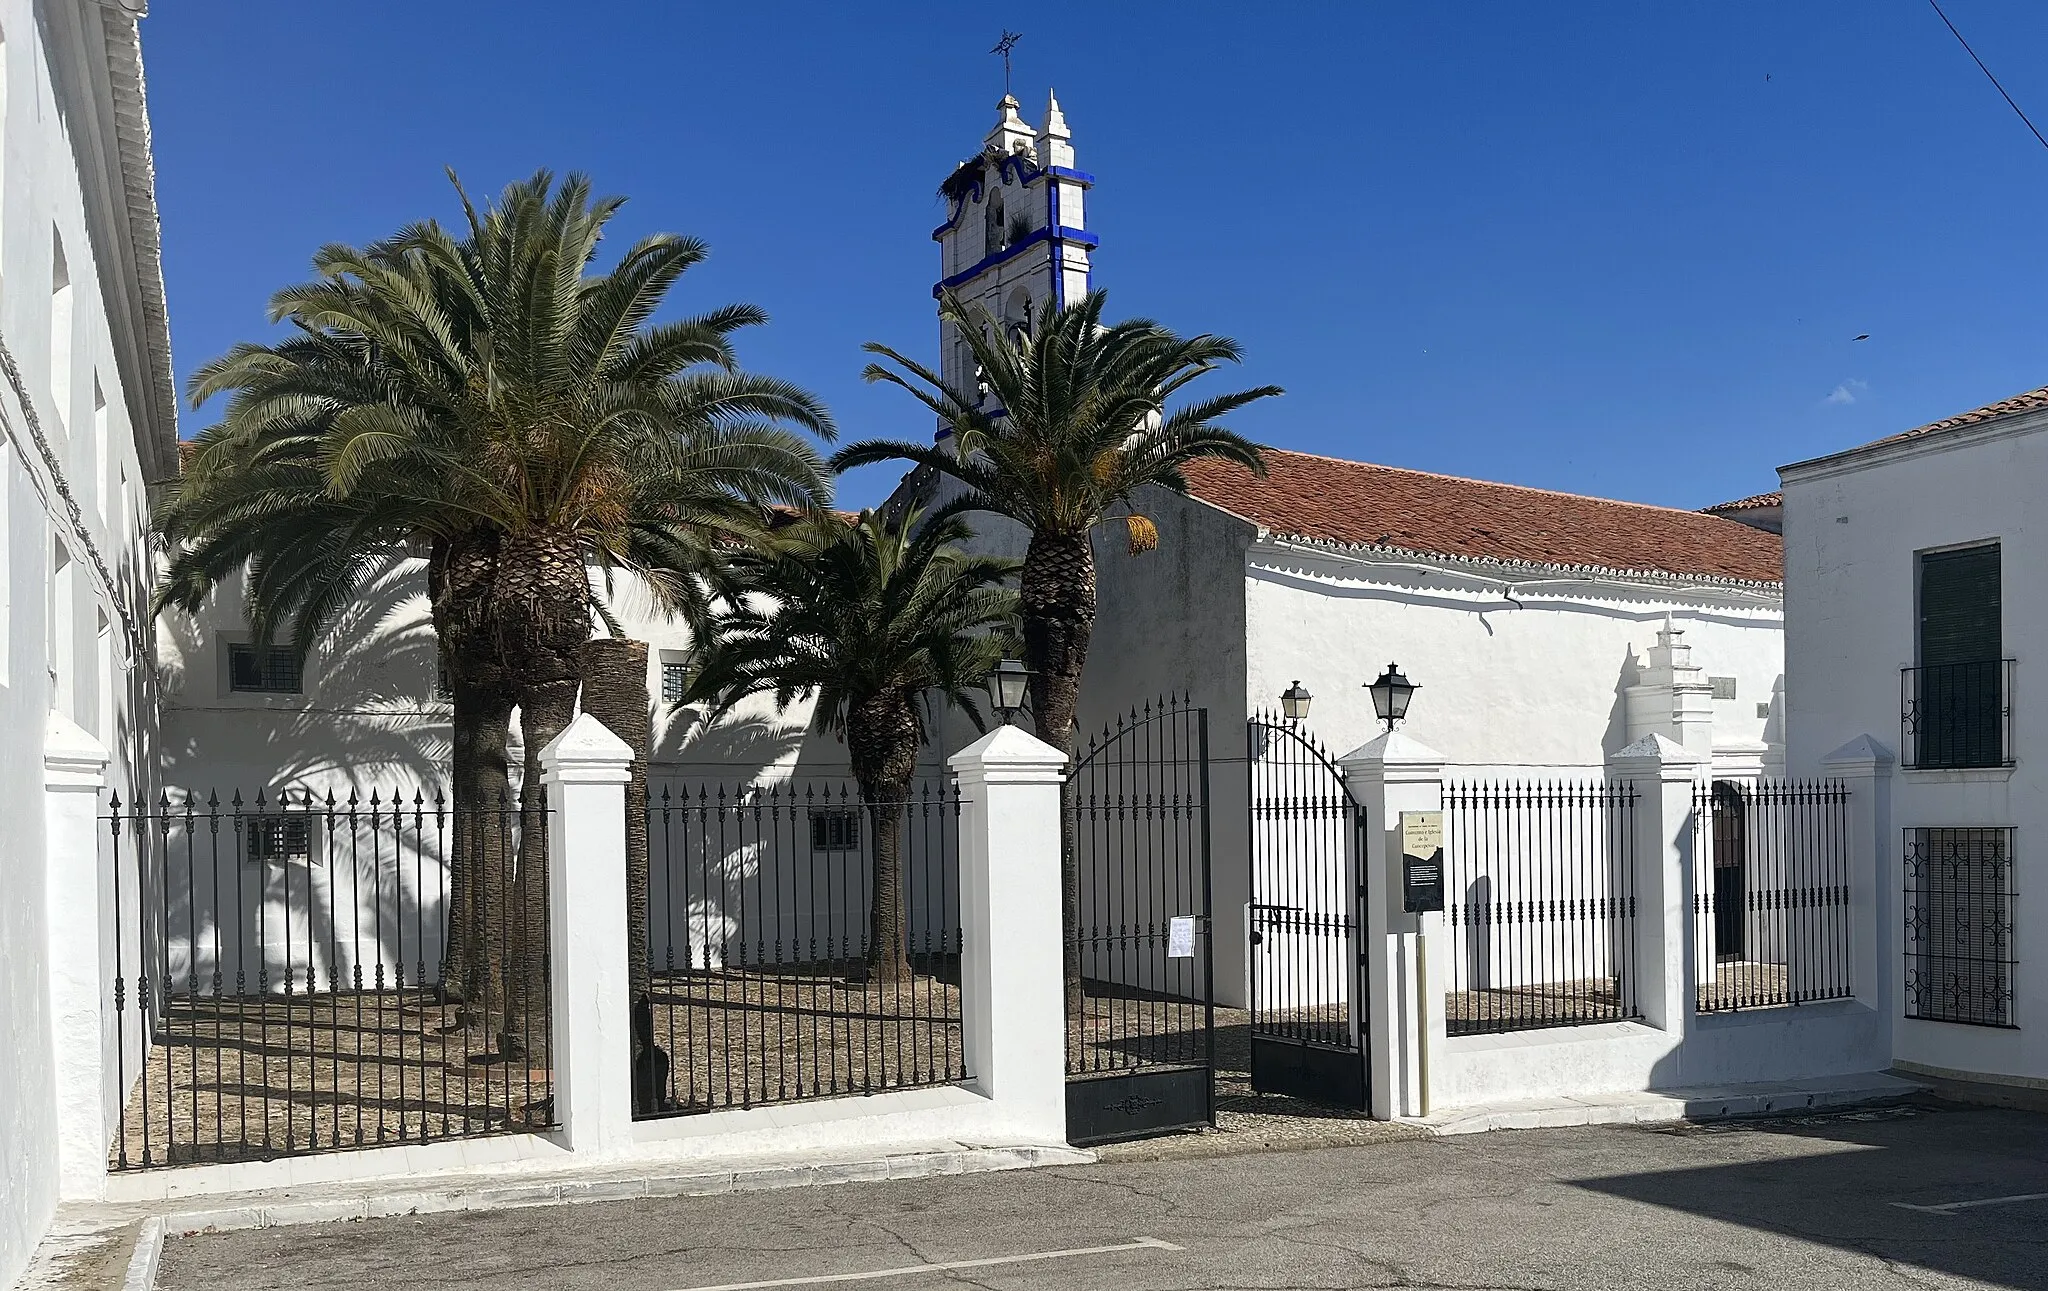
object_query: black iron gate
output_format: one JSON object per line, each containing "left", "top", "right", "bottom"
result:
{"left": 1246, "top": 716, "right": 1370, "bottom": 1111}
{"left": 1064, "top": 696, "right": 1215, "bottom": 1145}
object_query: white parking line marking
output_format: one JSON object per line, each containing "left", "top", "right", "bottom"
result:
{"left": 669, "top": 1236, "right": 1184, "bottom": 1290}
{"left": 1893, "top": 1191, "right": 2048, "bottom": 1215}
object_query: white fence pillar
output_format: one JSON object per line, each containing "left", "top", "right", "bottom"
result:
{"left": 949, "top": 724, "right": 1069, "bottom": 1145}
{"left": 44, "top": 712, "right": 113, "bottom": 1199}
{"left": 1341, "top": 730, "right": 1445, "bottom": 1121}
{"left": 544, "top": 713, "right": 635, "bottom": 1156}
{"left": 1823, "top": 736, "right": 1895, "bottom": 1039}
{"left": 1608, "top": 734, "right": 1703, "bottom": 1034}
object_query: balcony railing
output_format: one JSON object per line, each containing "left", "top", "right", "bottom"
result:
{"left": 1902, "top": 659, "right": 2013, "bottom": 770}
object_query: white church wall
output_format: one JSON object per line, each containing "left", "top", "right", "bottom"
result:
{"left": 0, "top": 1, "right": 172, "bottom": 1280}
{"left": 1238, "top": 538, "right": 1783, "bottom": 1011}
{"left": 1241, "top": 539, "right": 1784, "bottom": 776}
{"left": 1783, "top": 413, "right": 2048, "bottom": 1086}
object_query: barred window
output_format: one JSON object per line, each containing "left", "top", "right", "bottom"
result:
{"left": 1905, "top": 827, "right": 2015, "bottom": 1027}
{"left": 809, "top": 808, "right": 861, "bottom": 853}
{"left": 245, "top": 815, "right": 312, "bottom": 863}
{"left": 227, "top": 643, "right": 301, "bottom": 694}
{"left": 661, "top": 660, "right": 689, "bottom": 704}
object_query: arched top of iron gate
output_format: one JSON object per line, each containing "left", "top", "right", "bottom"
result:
{"left": 1068, "top": 693, "right": 1208, "bottom": 781}
{"left": 1247, "top": 711, "right": 1355, "bottom": 798}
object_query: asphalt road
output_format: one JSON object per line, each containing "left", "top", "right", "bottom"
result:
{"left": 157, "top": 1101, "right": 2048, "bottom": 1290}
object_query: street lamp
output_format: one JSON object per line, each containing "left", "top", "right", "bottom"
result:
{"left": 1366, "top": 662, "right": 1416, "bottom": 732}
{"left": 1279, "top": 680, "right": 1312, "bottom": 723}
{"left": 987, "top": 658, "right": 1032, "bottom": 726}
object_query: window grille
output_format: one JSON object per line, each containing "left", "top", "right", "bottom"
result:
{"left": 227, "top": 643, "right": 302, "bottom": 694}
{"left": 1905, "top": 826, "right": 2016, "bottom": 1027}
{"left": 661, "top": 661, "right": 689, "bottom": 704}
{"left": 809, "top": 808, "right": 861, "bottom": 852}
{"left": 245, "top": 815, "right": 311, "bottom": 863}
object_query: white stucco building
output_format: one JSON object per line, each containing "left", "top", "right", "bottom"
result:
{"left": 1782, "top": 384, "right": 2048, "bottom": 1093}
{"left": 0, "top": 1, "right": 176, "bottom": 1284}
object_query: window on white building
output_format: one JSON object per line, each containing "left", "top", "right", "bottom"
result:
{"left": 660, "top": 656, "right": 689, "bottom": 704}
{"left": 95, "top": 608, "right": 113, "bottom": 744}
{"left": 49, "top": 535, "right": 73, "bottom": 714}
{"left": 50, "top": 230, "right": 72, "bottom": 432}
{"left": 92, "top": 377, "right": 107, "bottom": 519}
{"left": 227, "top": 642, "right": 302, "bottom": 695}
{"left": 983, "top": 184, "right": 1006, "bottom": 256}
{"left": 245, "top": 815, "right": 312, "bottom": 864}
{"left": 1909, "top": 543, "right": 2005, "bottom": 769}
{"left": 1904, "top": 826, "right": 2014, "bottom": 1027}
{"left": 809, "top": 808, "right": 861, "bottom": 853}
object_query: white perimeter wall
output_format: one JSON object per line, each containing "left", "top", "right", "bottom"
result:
{"left": 1783, "top": 415, "right": 2048, "bottom": 1083}
{"left": 0, "top": 2, "right": 168, "bottom": 1283}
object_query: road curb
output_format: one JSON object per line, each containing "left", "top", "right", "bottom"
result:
{"left": 111, "top": 1142, "right": 1090, "bottom": 1290}
{"left": 119, "top": 1220, "right": 162, "bottom": 1291}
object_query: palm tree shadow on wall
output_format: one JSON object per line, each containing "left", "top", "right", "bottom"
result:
{"left": 154, "top": 557, "right": 454, "bottom": 1056}
{"left": 159, "top": 557, "right": 450, "bottom": 793}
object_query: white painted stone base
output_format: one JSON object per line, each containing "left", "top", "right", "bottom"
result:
{"left": 97, "top": 1083, "right": 1057, "bottom": 1204}
{"left": 1409, "top": 1070, "right": 1924, "bottom": 1136}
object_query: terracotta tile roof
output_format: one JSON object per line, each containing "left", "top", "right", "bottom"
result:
{"left": 1182, "top": 449, "right": 1783, "bottom": 584}
{"left": 1871, "top": 383, "right": 2048, "bottom": 450}
{"left": 1702, "top": 491, "right": 1781, "bottom": 513}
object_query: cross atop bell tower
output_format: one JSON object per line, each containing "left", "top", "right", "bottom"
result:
{"left": 929, "top": 89, "right": 1097, "bottom": 442}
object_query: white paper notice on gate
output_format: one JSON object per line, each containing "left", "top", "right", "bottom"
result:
{"left": 1166, "top": 915, "right": 1197, "bottom": 958}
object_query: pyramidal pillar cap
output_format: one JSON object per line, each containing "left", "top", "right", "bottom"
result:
{"left": 1041, "top": 89, "right": 1070, "bottom": 139}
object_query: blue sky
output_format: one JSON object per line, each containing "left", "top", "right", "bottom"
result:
{"left": 145, "top": 2, "right": 2048, "bottom": 511}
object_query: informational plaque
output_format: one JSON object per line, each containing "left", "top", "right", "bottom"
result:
{"left": 1400, "top": 810, "right": 1446, "bottom": 914}
{"left": 1166, "top": 915, "right": 1197, "bottom": 958}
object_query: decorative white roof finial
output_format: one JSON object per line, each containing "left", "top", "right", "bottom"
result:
{"left": 1043, "top": 88, "right": 1070, "bottom": 139}
{"left": 1036, "top": 87, "right": 1075, "bottom": 168}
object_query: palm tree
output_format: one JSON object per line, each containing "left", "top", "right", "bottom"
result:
{"left": 838, "top": 289, "right": 1278, "bottom": 752}
{"left": 834, "top": 290, "right": 1279, "bottom": 997}
{"left": 682, "top": 503, "right": 1017, "bottom": 982}
{"left": 158, "top": 171, "right": 835, "bottom": 1049}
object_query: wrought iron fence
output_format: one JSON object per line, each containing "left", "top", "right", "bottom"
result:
{"left": 1442, "top": 780, "right": 1639, "bottom": 1036}
{"left": 638, "top": 779, "right": 964, "bottom": 1118}
{"left": 1692, "top": 780, "right": 1853, "bottom": 1012}
{"left": 1905, "top": 826, "right": 2016, "bottom": 1028}
{"left": 105, "top": 787, "right": 553, "bottom": 1170}
{"left": 1902, "top": 660, "right": 2013, "bottom": 770}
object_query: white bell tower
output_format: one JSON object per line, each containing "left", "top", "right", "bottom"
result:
{"left": 929, "top": 90, "right": 1096, "bottom": 443}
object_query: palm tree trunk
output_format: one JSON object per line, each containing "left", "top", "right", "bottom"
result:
{"left": 847, "top": 692, "right": 920, "bottom": 985}
{"left": 1020, "top": 529, "right": 1096, "bottom": 1008}
{"left": 493, "top": 526, "right": 595, "bottom": 1060}
{"left": 430, "top": 531, "right": 514, "bottom": 1031}
{"left": 455, "top": 681, "right": 516, "bottom": 1039}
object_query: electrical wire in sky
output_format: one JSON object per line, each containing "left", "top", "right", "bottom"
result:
{"left": 1928, "top": 0, "right": 2048, "bottom": 155}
